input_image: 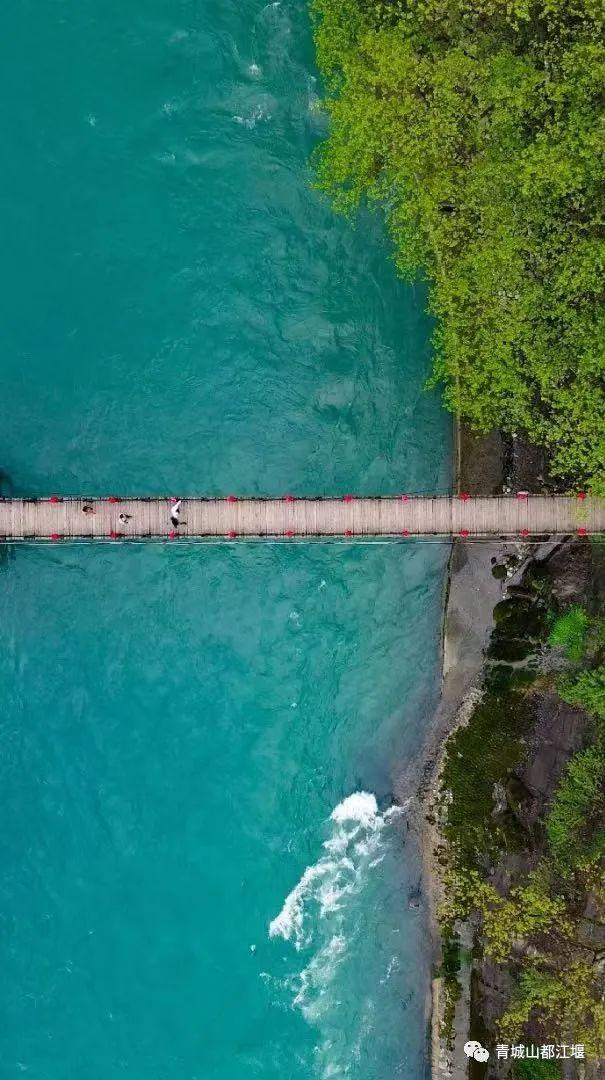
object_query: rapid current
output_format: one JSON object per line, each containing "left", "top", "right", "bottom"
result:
{"left": 0, "top": 1, "right": 451, "bottom": 1076}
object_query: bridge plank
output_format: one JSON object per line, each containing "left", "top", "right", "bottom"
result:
{"left": 0, "top": 496, "right": 602, "bottom": 541}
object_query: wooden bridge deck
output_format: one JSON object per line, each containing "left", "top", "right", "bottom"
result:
{"left": 0, "top": 495, "right": 602, "bottom": 541}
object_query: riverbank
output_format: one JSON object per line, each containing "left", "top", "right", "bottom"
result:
{"left": 395, "top": 423, "right": 514, "bottom": 1073}
{"left": 403, "top": 425, "right": 605, "bottom": 1078}
{"left": 306, "top": 0, "right": 605, "bottom": 1063}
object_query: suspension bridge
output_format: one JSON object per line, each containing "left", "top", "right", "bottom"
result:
{"left": 0, "top": 493, "right": 601, "bottom": 541}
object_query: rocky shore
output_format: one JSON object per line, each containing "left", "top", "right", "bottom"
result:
{"left": 405, "top": 425, "right": 605, "bottom": 1080}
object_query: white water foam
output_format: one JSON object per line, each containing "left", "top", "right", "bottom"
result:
{"left": 232, "top": 103, "right": 272, "bottom": 129}
{"left": 269, "top": 792, "right": 403, "bottom": 950}
{"left": 269, "top": 792, "right": 406, "bottom": 1077}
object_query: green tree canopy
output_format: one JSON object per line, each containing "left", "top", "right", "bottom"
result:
{"left": 312, "top": 0, "right": 605, "bottom": 490}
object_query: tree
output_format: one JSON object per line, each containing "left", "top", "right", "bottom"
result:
{"left": 311, "top": 0, "right": 605, "bottom": 490}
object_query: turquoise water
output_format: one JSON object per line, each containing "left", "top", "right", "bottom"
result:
{"left": 0, "top": 2, "right": 451, "bottom": 1078}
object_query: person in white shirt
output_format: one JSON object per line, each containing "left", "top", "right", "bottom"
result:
{"left": 170, "top": 499, "right": 186, "bottom": 528}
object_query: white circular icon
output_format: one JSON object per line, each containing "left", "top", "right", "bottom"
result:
{"left": 464, "top": 1041, "right": 490, "bottom": 1061}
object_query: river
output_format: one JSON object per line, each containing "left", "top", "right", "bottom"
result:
{"left": 0, "top": 1, "right": 451, "bottom": 1077}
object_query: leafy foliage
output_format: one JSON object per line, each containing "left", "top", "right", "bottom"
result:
{"left": 513, "top": 1059, "right": 561, "bottom": 1080}
{"left": 440, "top": 671, "right": 534, "bottom": 869}
{"left": 438, "top": 929, "right": 463, "bottom": 1048}
{"left": 501, "top": 963, "right": 605, "bottom": 1056}
{"left": 440, "top": 585, "right": 548, "bottom": 871}
{"left": 436, "top": 572, "right": 605, "bottom": 1052}
{"left": 311, "top": 0, "right": 605, "bottom": 490}
{"left": 553, "top": 608, "right": 605, "bottom": 717}
{"left": 481, "top": 876, "right": 570, "bottom": 964}
{"left": 548, "top": 607, "right": 590, "bottom": 661}
{"left": 546, "top": 745, "right": 605, "bottom": 870}
{"left": 559, "top": 665, "right": 605, "bottom": 720}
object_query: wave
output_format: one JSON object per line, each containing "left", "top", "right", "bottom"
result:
{"left": 269, "top": 792, "right": 407, "bottom": 1075}
{"left": 269, "top": 792, "right": 403, "bottom": 950}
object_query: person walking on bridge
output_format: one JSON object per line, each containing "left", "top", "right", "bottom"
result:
{"left": 170, "top": 498, "right": 186, "bottom": 528}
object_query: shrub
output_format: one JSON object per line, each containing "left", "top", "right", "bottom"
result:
{"left": 549, "top": 608, "right": 590, "bottom": 662}
{"left": 513, "top": 1058, "right": 560, "bottom": 1080}
{"left": 440, "top": 675, "right": 533, "bottom": 869}
{"left": 546, "top": 745, "right": 605, "bottom": 869}
{"left": 500, "top": 963, "right": 605, "bottom": 1057}
{"left": 481, "top": 876, "right": 569, "bottom": 964}
{"left": 559, "top": 666, "right": 605, "bottom": 720}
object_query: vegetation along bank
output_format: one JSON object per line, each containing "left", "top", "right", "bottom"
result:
{"left": 309, "top": 0, "right": 605, "bottom": 493}
{"left": 307, "top": 0, "right": 605, "bottom": 1068}
{"left": 428, "top": 532, "right": 605, "bottom": 1078}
